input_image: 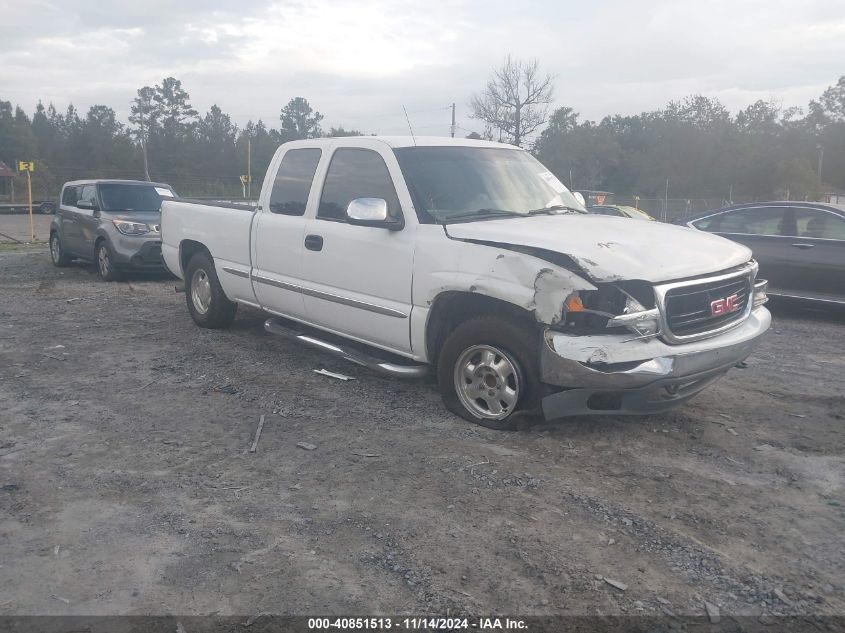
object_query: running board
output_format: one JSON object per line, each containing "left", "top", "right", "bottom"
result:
{"left": 264, "top": 318, "right": 428, "bottom": 379}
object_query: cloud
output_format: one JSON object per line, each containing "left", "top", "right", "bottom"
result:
{"left": 0, "top": 0, "right": 843, "bottom": 135}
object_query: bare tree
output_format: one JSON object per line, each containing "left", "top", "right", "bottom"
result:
{"left": 470, "top": 56, "right": 555, "bottom": 147}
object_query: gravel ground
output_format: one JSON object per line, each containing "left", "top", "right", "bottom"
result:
{"left": 1, "top": 246, "right": 843, "bottom": 620}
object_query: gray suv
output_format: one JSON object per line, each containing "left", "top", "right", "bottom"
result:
{"left": 50, "top": 179, "right": 176, "bottom": 280}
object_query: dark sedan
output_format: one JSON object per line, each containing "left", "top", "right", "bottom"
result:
{"left": 679, "top": 202, "right": 845, "bottom": 304}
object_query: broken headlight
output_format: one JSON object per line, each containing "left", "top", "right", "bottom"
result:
{"left": 560, "top": 282, "right": 660, "bottom": 339}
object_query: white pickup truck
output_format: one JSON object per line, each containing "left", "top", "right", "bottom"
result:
{"left": 161, "top": 136, "right": 771, "bottom": 429}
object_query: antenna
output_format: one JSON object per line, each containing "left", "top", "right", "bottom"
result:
{"left": 402, "top": 106, "right": 417, "bottom": 146}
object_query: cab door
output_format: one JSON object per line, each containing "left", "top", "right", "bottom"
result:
{"left": 251, "top": 146, "right": 323, "bottom": 321}
{"left": 299, "top": 145, "right": 415, "bottom": 355}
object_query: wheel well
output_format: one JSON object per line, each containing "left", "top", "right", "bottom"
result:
{"left": 179, "top": 240, "right": 210, "bottom": 275}
{"left": 425, "top": 292, "right": 536, "bottom": 365}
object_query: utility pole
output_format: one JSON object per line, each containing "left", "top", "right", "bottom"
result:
{"left": 247, "top": 136, "right": 252, "bottom": 198}
{"left": 664, "top": 178, "right": 669, "bottom": 222}
{"left": 139, "top": 111, "right": 151, "bottom": 181}
{"left": 450, "top": 103, "right": 456, "bottom": 138}
{"left": 817, "top": 143, "right": 824, "bottom": 184}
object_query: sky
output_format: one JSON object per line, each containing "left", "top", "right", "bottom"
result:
{"left": 2, "top": 0, "right": 845, "bottom": 138}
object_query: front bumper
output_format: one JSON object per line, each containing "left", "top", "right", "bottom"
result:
{"left": 540, "top": 307, "right": 771, "bottom": 419}
{"left": 111, "top": 235, "right": 164, "bottom": 269}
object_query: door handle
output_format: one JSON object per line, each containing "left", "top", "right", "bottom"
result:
{"left": 791, "top": 243, "right": 815, "bottom": 249}
{"left": 304, "top": 234, "right": 323, "bottom": 251}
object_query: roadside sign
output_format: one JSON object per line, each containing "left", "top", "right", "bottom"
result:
{"left": 239, "top": 175, "right": 251, "bottom": 184}
{"left": 18, "top": 161, "right": 35, "bottom": 172}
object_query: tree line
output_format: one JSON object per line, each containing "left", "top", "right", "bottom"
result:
{"left": 0, "top": 78, "right": 361, "bottom": 199}
{"left": 470, "top": 58, "right": 845, "bottom": 203}
{"left": 2, "top": 66, "right": 845, "bottom": 203}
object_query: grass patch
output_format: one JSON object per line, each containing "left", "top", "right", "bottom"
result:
{"left": 0, "top": 240, "right": 48, "bottom": 252}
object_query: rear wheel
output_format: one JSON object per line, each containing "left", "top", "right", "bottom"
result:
{"left": 184, "top": 251, "right": 237, "bottom": 328}
{"left": 96, "top": 240, "right": 122, "bottom": 281}
{"left": 437, "top": 315, "right": 541, "bottom": 430}
{"left": 49, "top": 232, "right": 71, "bottom": 267}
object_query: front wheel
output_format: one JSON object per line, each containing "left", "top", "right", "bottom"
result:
{"left": 437, "top": 315, "right": 541, "bottom": 430}
{"left": 184, "top": 251, "right": 237, "bottom": 329}
{"left": 96, "top": 241, "right": 122, "bottom": 281}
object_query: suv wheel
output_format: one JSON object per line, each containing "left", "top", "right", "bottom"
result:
{"left": 184, "top": 251, "right": 237, "bottom": 328}
{"left": 96, "top": 241, "right": 122, "bottom": 281}
{"left": 49, "top": 232, "right": 71, "bottom": 267}
{"left": 437, "top": 315, "right": 540, "bottom": 430}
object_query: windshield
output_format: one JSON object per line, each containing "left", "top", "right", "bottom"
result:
{"left": 98, "top": 184, "right": 174, "bottom": 212}
{"left": 393, "top": 146, "right": 585, "bottom": 223}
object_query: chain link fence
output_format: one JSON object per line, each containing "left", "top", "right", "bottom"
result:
{"left": 614, "top": 197, "right": 745, "bottom": 223}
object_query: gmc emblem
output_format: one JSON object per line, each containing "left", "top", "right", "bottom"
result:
{"left": 711, "top": 294, "right": 740, "bottom": 316}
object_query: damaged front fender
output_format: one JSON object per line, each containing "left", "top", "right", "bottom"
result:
{"left": 419, "top": 239, "right": 596, "bottom": 326}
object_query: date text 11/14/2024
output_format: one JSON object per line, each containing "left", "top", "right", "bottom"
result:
{"left": 307, "top": 617, "right": 528, "bottom": 630}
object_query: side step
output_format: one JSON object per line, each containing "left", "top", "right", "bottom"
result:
{"left": 264, "top": 318, "right": 428, "bottom": 379}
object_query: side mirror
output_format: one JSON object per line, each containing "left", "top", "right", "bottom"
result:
{"left": 346, "top": 198, "right": 403, "bottom": 230}
{"left": 76, "top": 200, "right": 98, "bottom": 212}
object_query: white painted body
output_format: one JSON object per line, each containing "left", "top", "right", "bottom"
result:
{"left": 161, "top": 136, "right": 762, "bottom": 369}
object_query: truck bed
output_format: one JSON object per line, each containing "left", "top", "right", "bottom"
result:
{"left": 160, "top": 198, "right": 256, "bottom": 290}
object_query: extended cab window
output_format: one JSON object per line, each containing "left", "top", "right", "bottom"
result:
{"left": 318, "top": 148, "right": 401, "bottom": 222}
{"left": 269, "top": 148, "right": 321, "bottom": 215}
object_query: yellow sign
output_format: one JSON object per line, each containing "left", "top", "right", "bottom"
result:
{"left": 18, "top": 161, "right": 34, "bottom": 172}
{"left": 239, "top": 174, "right": 251, "bottom": 184}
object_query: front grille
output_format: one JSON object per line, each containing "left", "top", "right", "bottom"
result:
{"left": 663, "top": 273, "right": 751, "bottom": 338}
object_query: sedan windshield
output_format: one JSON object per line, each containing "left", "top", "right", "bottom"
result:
{"left": 393, "top": 146, "right": 585, "bottom": 223}
{"left": 99, "top": 184, "right": 174, "bottom": 212}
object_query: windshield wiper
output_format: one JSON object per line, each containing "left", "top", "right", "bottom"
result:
{"left": 527, "top": 204, "right": 585, "bottom": 215}
{"left": 441, "top": 208, "right": 525, "bottom": 223}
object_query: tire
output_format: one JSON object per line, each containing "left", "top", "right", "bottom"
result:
{"left": 96, "top": 240, "right": 122, "bottom": 281}
{"left": 49, "top": 232, "right": 71, "bottom": 267}
{"left": 40, "top": 202, "right": 55, "bottom": 215}
{"left": 437, "top": 315, "right": 541, "bottom": 430}
{"left": 184, "top": 250, "right": 237, "bottom": 329}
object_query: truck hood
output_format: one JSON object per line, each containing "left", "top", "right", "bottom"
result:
{"left": 443, "top": 214, "right": 752, "bottom": 283}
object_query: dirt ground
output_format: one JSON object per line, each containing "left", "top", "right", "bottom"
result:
{"left": 1, "top": 244, "right": 844, "bottom": 620}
